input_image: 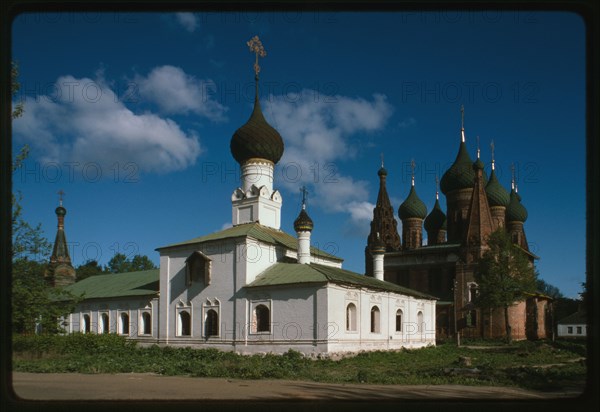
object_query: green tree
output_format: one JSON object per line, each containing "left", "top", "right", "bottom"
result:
{"left": 475, "top": 228, "right": 537, "bottom": 344}
{"left": 106, "top": 253, "right": 156, "bottom": 273}
{"left": 536, "top": 278, "right": 564, "bottom": 299}
{"left": 76, "top": 260, "right": 104, "bottom": 281}
{"left": 130, "top": 254, "right": 157, "bottom": 271}
{"left": 12, "top": 259, "right": 78, "bottom": 334}
{"left": 12, "top": 146, "right": 79, "bottom": 334}
{"left": 12, "top": 60, "right": 24, "bottom": 119}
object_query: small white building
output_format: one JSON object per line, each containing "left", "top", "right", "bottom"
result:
{"left": 61, "top": 44, "right": 437, "bottom": 355}
{"left": 557, "top": 311, "right": 586, "bottom": 338}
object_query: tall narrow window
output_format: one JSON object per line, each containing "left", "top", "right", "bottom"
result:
{"left": 205, "top": 309, "right": 219, "bottom": 337}
{"left": 346, "top": 303, "right": 357, "bottom": 332}
{"left": 370, "top": 306, "right": 380, "bottom": 333}
{"left": 255, "top": 304, "right": 270, "bottom": 332}
{"left": 119, "top": 313, "right": 129, "bottom": 335}
{"left": 100, "top": 313, "right": 109, "bottom": 334}
{"left": 178, "top": 311, "right": 191, "bottom": 336}
{"left": 417, "top": 311, "right": 424, "bottom": 333}
{"left": 83, "top": 314, "right": 90, "bottom": 334}
{"left": 141, "top": 312, "right": 152, "bottom": 335}
{"left": 395, "top": 309, "right": 403, "bottom": 332}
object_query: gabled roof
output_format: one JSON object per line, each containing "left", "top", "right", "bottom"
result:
{"left": 558, "top": 310, "right": 586, "bottom": 325}
{"left": 246, "top": 262, "right": 437, "bottom": 300}
{"left": 62, "top": 269, "right": 159, "bottom": 300}
{"left": 156, "top": 222, "right": 343, "bottom": 262}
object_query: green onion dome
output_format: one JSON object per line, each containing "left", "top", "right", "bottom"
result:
{"left": 424, "top": 198, "right": 447, "bottom": 233}
{"left": 399, "top": 186, "right": 427, "bottom": 220}
{"left": 440, "top": 141, "right": 474, "bottom": 194}
{"left": 506, "top": 188, "right": 528, "bottom": 222}
{"left": 440, "top": 141, "right": 488, "bottom": 194}
{"left": 294, "top": 208, "right": 314, "bottom": 232}
{"left": 473, "top": 158, "right": 485, "bottom": 171}
{"left": 230, "top": 94, "right": 284, "bottom": 165}
{"left": 55, "top": 206, "right": 67, "bottom": 216}
{"left": 377, "top": 166, "right": 388, "bottom": 177}
{"left": 485, "top": 169, "right": 510, "bottom": 207}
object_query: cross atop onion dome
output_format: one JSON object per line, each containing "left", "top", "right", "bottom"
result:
{"left": 230, "top": 36, "right": 284, "bottom": 165}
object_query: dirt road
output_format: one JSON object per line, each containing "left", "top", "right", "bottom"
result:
{"left": 10, "top": 372, "right": 581, "bottom": 401}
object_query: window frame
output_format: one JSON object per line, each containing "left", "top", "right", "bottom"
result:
{"left": 139, "top": 311, "right": 152, "bottom": 336}
{"left": 177, "top": 309, "right": 192, "bottom": 337}
{"left": 81, "top": 313, "right": 91, "bottom": 334}
{"left": 118, "top": 311, "right": 130, "bottom": 336}
{"left": 395, "top": 309, "right": 403, "bottom": 333}
{"left": 346, "top": 302, "right": 358, "bottom": 333}
{"left": 250, "top": 300, "right": 272, "bottom": 335}
{"left": 370, "top": 305, "right": 380, "bottom": 334}
{"left": 99, "top": 312, "right": 110, "bottom": 334}
{"left": 185, "top": 251, "right": 212, "bottom": 287}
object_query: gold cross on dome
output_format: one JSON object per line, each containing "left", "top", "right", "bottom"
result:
{"left": 247, "top": 35, "right": 267, "bottom": 77}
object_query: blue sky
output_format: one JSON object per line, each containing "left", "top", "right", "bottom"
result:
{"left": 11, "top": 11, "right": 585, "bottom": 298}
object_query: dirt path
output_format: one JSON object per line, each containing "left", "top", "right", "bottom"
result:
{"left": 10, "top": 372, "right": 581, "bottom": 401}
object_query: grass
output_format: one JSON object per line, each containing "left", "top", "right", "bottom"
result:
{"left": 12, "top": 334, "right": 587, "bottom": 391}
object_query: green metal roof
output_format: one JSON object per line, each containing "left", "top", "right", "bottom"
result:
{"left": 156, "top": 222, "right": 343, "bottom": 261}
{"left": 247, "top": 262, "right": 437, "bottom": 300}
{"left": 62, "top": 269, "right": 159, "bottom": 300}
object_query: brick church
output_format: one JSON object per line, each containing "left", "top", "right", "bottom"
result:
{"left": 364, "top": 109, "right": 553, "bottom": 341}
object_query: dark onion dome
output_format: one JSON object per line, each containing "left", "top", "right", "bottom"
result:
{"left": 399, "top": 186, "right": 427, "bottom": 220}
{"left": 440, "top": 142, "right": 488, "bottom": 194}
{"left": 424, "top": 198, "right": 447, "bottom": 233}
{"left": 506, "top": 188, "right": 528, "bottom": 222}
{"left": 377, "top": 166, "right": 388, "bottom": 177}
{"left": 294, "top": 208, "right": 314, "bottom": 232}
{"left": 55, "top": 206, "right": 67, "bottom": 216}
{"left": 230, "top": 93, "right": 284, "bottom": 165}
{"left": 473, "top": 158, "right": 485, "bottom": 171}
{"left": 485, "top": 169, "right": 510, "bottom": 207}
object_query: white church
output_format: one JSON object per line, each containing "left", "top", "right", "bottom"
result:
{"left": 57, "top": 37, "right": 437, "bottom": 356}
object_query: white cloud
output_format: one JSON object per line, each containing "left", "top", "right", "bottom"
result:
{"left": 134, "top": 65, "right": 227, "bottom": 121}
{"left": 175, "top": 12, "right": 199, "bottom": 32}
{"left": 265, "top": 90, "right": 393, "bottom": 232}
{"left": 12, "top": 74, "right": 202, "bottom": 174}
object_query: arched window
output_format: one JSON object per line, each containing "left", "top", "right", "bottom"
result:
{"left": 178, "top": 311, "right": 191, "bottom": 336}
{"left": 468, "top": 283, "right": 478, "bottom": 302}
{"left": 370, "top": 306, "right": 380, "bottom": 333}
{"left": 141, "top": 312, "right": 152, "bottom": 335}
{"left": 82, "top": 314, "right": 90, "bottom": 334}
{"left": 417, "top": 311, "right": 424, "bottom": 333}
{"left": 396, "top": 309, "right": 403, "bottom": 332}
{"left": 100, "top": 313, "right": 109, "bottom": 334}
{"left": 255, "top": 304, "right": 270, "bottom": 333}
{"left": 205, "top": 309, "right": 219, "bottom": 337}
{"left": 119, "top": 312, "right": 129, "bottom": 335}
{"left": 346, "top": 303, "right": 357, "bottom": 332}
